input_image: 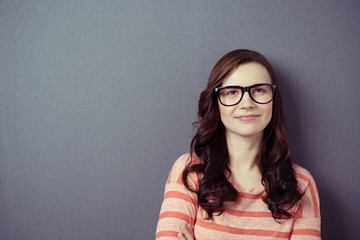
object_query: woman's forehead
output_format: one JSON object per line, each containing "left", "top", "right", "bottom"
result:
{"left": 222, "top": 62, "right": 271, "bottom": 87}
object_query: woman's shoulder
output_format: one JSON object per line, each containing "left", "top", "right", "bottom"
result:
{"left": 291, "top": 163, "right": 318, "bottom": 191}
{"left": 167, "top": 153, "right": 202, "bottom": 184}
{"left": 171, "top": 153, "right": 191, "bottom": 170}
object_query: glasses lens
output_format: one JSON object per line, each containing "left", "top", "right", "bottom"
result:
{"left": 250, "top": 85, "right": 273, "bottom": 103}
{"left": 218, "top": 87, "right": 242, "bottom": 106}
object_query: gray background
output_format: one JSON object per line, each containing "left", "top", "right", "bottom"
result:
{"left": 0, "top": 0, "right": 359, "bottom": 239}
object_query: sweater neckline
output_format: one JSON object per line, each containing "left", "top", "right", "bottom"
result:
{"left": 227, "top": 174, "right": 265, "bottom": 194}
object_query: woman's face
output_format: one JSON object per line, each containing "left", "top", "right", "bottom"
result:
{"left": 218, "top": 62, "right": 273, "bottom": 139}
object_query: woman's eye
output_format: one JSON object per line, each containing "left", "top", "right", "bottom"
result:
{"left": 253, "top": 87, "right": 266, "bottom": 94}
{"left": 225, "top": 89, "right": 239, "bottom": 96}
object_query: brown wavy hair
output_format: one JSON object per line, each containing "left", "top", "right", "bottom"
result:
{"left": 182, "top": 49, "right": 303, "bottom": 220}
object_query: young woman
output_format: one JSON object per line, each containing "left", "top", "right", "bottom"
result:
{"left": 156, "top": 49, "right": 321, "bottom": 239}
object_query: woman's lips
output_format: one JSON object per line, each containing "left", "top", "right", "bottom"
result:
{"left": 235, "top": 114, "right": 260, "bottom": 121}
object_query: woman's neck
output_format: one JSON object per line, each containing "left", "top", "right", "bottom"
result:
{"left": 226, "top": 131, "right": 263, "bottom": 173}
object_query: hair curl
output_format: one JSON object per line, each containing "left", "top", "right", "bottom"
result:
{"left": 182, "top": 49, "right": 303, "bottom": 220}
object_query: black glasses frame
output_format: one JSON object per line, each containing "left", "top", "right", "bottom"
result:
{"left": 214, "top": 83, "right": 276, "bottom": 106}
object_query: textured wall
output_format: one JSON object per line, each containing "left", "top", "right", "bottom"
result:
{"left": 0, "top": 1, "right": 359, "bottom": 239}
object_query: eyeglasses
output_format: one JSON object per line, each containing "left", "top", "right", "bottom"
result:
{"left": 214, "top": 83, "right": 276, "bottom": 106}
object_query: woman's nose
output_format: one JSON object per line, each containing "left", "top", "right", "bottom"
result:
{"left": 239, "top": 92, "right": 255, "bottom": 109}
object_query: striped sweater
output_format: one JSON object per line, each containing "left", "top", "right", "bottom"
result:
{"left": 156, "top": 154, "right": 321, "bottom": 239}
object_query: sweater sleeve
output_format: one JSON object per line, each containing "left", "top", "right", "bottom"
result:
{"left": 291, "top": 165, "right": 321, "bottom": 240}
{"left": 155, "top": 154, "right": 200, "bottom": 239}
